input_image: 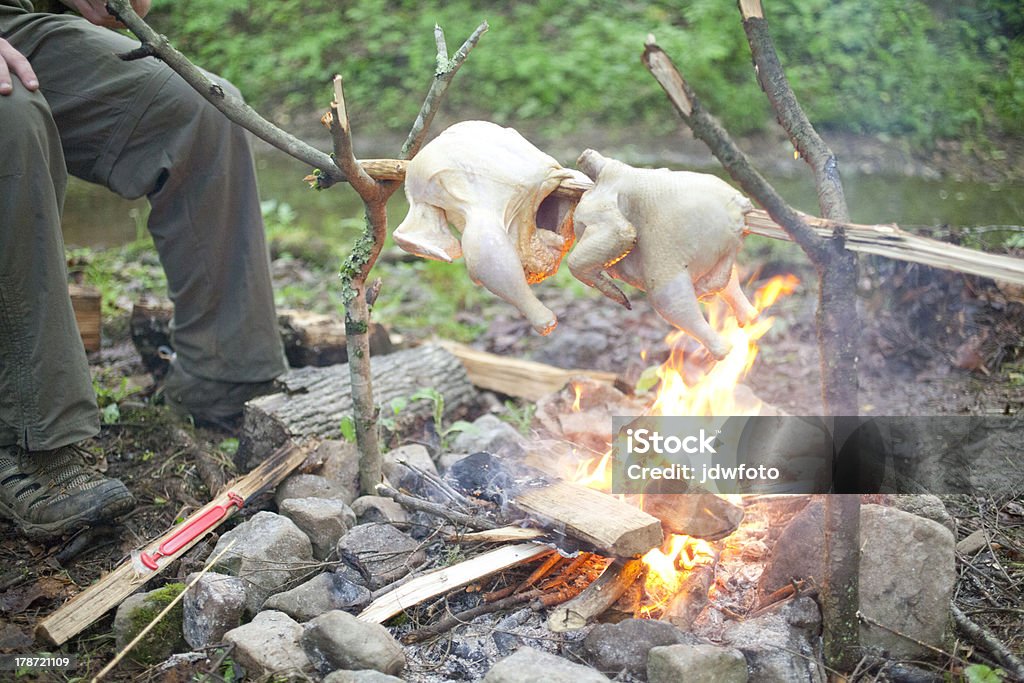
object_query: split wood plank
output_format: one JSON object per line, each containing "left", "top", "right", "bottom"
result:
{"left": 359, "top": 158, "right": 1024, "bottom": 286}
{"left": 69, "top": 284, "right": 101, "bottom": 353}
{"left": 357, "top": 542, "right": 550, "bottom": 624}
{"left": 454, "top": 527, "right": 547, "bottom": 543}
{"left": 436, "top": 340, "right": 619, "bottom": 401}
{"left": 511, "top": 480, "right": 664, "bottom": 558}
{"left": 36, "top": 439, "right": 312, "bottom": 646}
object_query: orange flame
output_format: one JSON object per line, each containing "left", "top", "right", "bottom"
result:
{"left": 571, "top": 381, "right": 584, "bottom": 413}
{"left": 569, "top": 274, "right": 798, "bottom": 618}
{"left": 649, "top": 274, "right": 799, "bottom": 417}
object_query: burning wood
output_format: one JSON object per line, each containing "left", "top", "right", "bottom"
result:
{"left": 547, "top": 558, "right": 646, "bottom": 632}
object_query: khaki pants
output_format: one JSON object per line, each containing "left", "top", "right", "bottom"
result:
{"left": 0, "top": 6, "right": 286, "bottom": 450}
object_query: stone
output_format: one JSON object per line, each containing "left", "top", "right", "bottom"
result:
{"left": 223, "top": 610, "right": 313, "bottom": 680}
{"left": 182, "top": 572, "right": 246, "bottom": 649}
{"left": 315, "top": 439, "right": 361, "bottom": 503}
{"left": 336, "top": 523, "right": 425, "bottom": 590}
{"left": 757, "top": 500, "right": 826, "bottom": 598}
{"left": 301, "top": 610, "right": 405, "bottom": 676}
{"left": 859, "top": 504, "right": 955, "bottom": 659}
{"left": 112, "top": 584, "right": 187, "bottom": 664}
{"left": 384, "top": 443, "right": 437, "bottom": 476}
{"left": 211, "top": 511, "right": 315, "bottom": 615}
{"left": 583, "top": 618, "right": 696, "bottom": 679}
{"left": 383, "top": 444, "right": 439, "bottom": 497}
{"left": 760, "top": 503, "right": 956, "bottom": 660}
{"left": 483, "top": 647, "right": 611, "bottom": 682}
{"left": 721, "top": 597, "right": 824, "bottom": 682}
{"left": 351, "top": 496, "right": 409, "bottom": 526}
{"left": 886, "top": 494, "right": 955, "bottom": 534}
{"left": 956, "top": 528, "right": 989, "bottom": 555}
{"left": 263, "top": 572, "right": 372, "bottom": 622}
{"left": 452, "top": 414, "right": 527, "bottom": 458}
{"left": 275, "top": 473, "right": 353, "bottom": 508}
{"left": 323, "top": 671, "right": 404, "bottom": 683}
{"left": 438, "top": 451, "right": 470, "bottom": 474}
{"left": 279, "top": 496, "right": 357, "bottom": 560}
{"left": 647, "top": 643, "right": 748, "bottom": 683}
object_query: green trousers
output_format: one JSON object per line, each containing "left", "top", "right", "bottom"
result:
{"left": 0, "top": 6, "right": 286, "bottom": 450}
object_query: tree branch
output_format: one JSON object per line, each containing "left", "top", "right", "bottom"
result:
{"left": 105, "top": 0, "right": 344, "bottom": 188}
{"left": 641, "top": 37, "right": 828, "bottom": 264}
{"left": 401, "top": 21, "right": 489, "bottom": 160}
{"left": 739, "top": 0, "right": 849, "bottom": 222}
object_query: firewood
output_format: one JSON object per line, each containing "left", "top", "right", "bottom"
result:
{"left": 436, "top": 340, "right": 619, "bottom": 401}
{"left": 36, "top": 439, "right": 313, "bottom": 646}
{"left": 237, "top": 345, "right": 476, "bottom": 470}
{"left": 546, "top": 558, "right": 645, "bottom": 632}
{"left": 69, "top": 284, "right": 101, "bottom": 353}
{"left": 632, "top": 492, "right": 744, "bottom": 541}
{"left": 130, "top": 299, "right": 392, "bottom": 372}
{"left": 357, "top": 542, "right": 550, "bottom": 624}
{"left": 511, "top": 480, "right": 664, "bottom": 558}
{"left": 453, "top": 527, "right": 547, "bottom": 544}
{"left": 661, "top": 549, "right": 720, "bottom": 628}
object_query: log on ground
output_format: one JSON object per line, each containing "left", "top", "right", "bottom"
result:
{"left": 130, "top": 299, "right": 393, "bottom": 373}
{"left": 238, "top": 344, "right": 476, "bottom": 469}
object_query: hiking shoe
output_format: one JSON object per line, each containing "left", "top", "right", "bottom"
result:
{"left": 161, "top": 359, "right": 278, "bottom": 429}
{"left": 0, "top": 443, "right": 134, "bottom": 538}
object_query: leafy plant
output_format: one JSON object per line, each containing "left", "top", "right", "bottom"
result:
{"left": 965, "top": 664, "right": 1005, "bottom": 683}
{"left": 499, "top": 399, "right": 537, "bottom": 436}
{"left": 409, "top": 387, "right": 474, "bottom": 450}
{"left": 92, "top": 374, "right": 141, "bottom": 425}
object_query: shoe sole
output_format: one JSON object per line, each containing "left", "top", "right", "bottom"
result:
{"left": 0, "top": 486, "right": 134, "bottom": 539}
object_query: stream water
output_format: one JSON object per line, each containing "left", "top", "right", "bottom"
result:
{"left": 61, "top": 150, "right": 1023, "bottom": 250}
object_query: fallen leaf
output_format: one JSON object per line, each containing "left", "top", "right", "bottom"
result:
{"left": 0, "top": 576, "right": 67, "bottom": 614}
{"left": 0, "top": 623, "right": 33, "bottom": 652}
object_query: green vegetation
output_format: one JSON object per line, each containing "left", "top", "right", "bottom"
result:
{"left": 149, "top": 0, "right": 1022, "bottom": 148}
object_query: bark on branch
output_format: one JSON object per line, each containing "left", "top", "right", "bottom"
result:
{"left": 105, "top": 0, "right": 344, "bottom": 187}
{"left": 736, "top": 2, "right": 860, "bottom": 671}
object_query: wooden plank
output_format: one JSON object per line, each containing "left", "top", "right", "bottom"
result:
{"left": 511, "top": 480, "right": 664, "bottom": 558}
{"left": 69, "top": 284, "right": 101, "bottom": 352}
{"left": 36, "top": 439, "right": 313, "bottom": 646}
{"left": 357, "top": 542, "right": 549, "bottom": 624}
{"left": 362, "top": 158, "right": 1024, "bottom": 286}
{"left": 436, "top": 340, "right": 619, "bottom": 401}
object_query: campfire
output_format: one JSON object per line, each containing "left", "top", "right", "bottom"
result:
{"left": 357, "top": 274, "right": 805, "bottom": 639}
{"left": 556, "top": 274, "right": 800, "bottom": 623}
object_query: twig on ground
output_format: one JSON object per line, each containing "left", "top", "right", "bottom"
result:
{"left": 951, "top": 603, "right": 1024, "bottom": 681}
{"left": 402, "top": 588, "right": 542, "bottom": 644}
{"left": 376, "top": 483, "right": 501, "bottom": 531}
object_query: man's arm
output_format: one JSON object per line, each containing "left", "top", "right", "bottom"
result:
{"left": 0, "top": 39, "right": 38, "bottom": 95}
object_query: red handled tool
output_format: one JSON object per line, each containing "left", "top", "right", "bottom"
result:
{"left": 135, "top": 492, "right": 244, "bottom": 572}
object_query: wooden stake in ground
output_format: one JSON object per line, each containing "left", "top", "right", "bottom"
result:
{"left": 36, "top": 440, "right": 312, "bottom": 646}
{"left": 546, "top": 558, "right": 645, "bottom": 632}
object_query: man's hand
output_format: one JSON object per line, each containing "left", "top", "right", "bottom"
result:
{"left": 0, "top": 39, "right": 38, "bottom": 95}
{"left": 60, "top": 0, "right": 151, "bottom": 29}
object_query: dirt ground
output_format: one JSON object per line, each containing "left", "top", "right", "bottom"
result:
{"left": 0, "top": 245, "right": 1022, "bottom": 681}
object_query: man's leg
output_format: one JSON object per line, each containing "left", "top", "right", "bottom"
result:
{"left": 0, "top": 80, "right": 97, "bottom": 451}
{"left": 0, "top": 77, "right": 133, "bottom": 537}
{"left": 7, "top": 13, "right": 286, "bottom": 423}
